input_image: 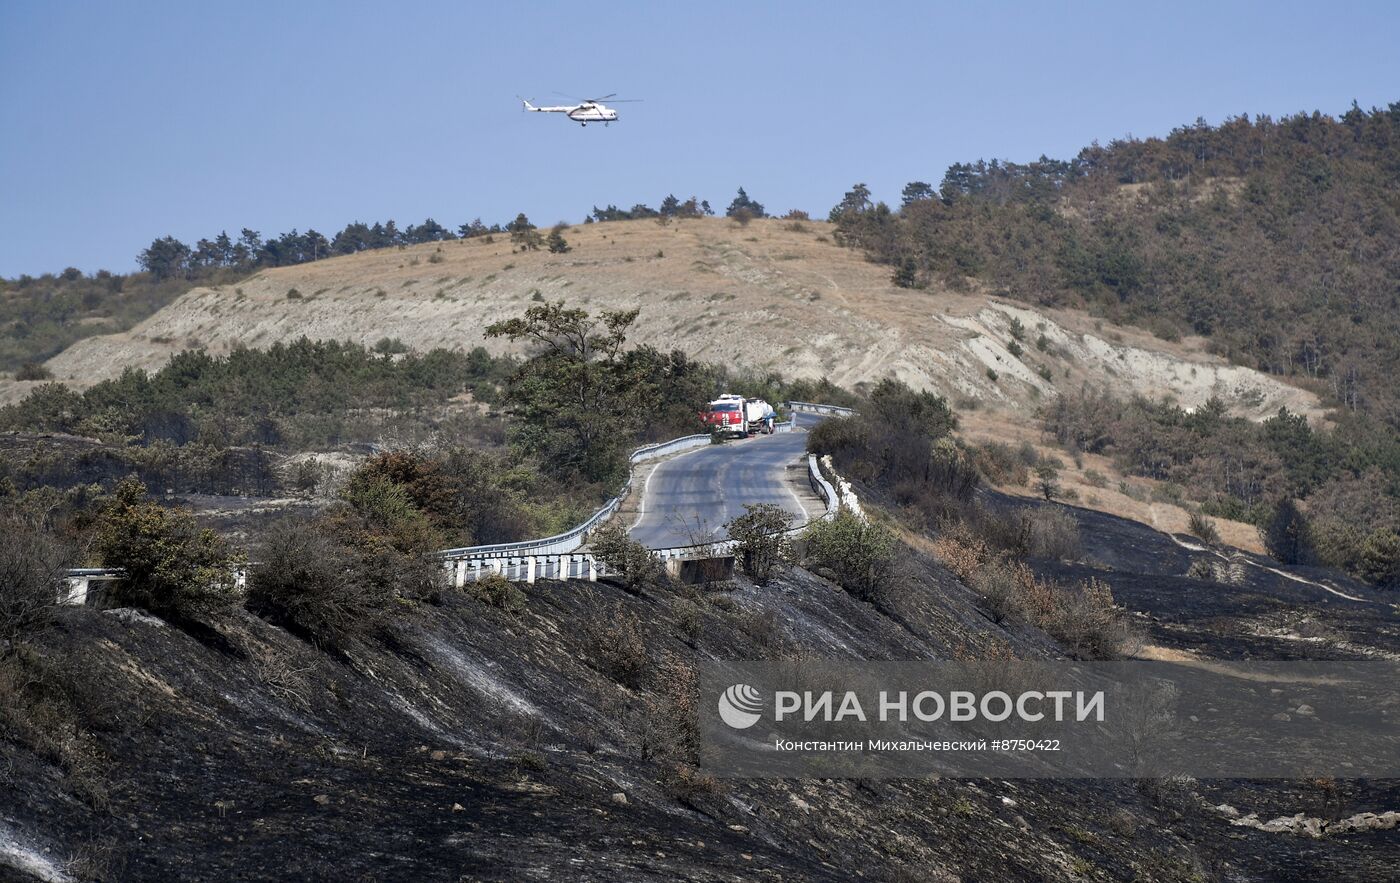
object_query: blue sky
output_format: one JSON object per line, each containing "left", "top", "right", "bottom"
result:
{"left": 2, "top": 0, "right": 1397, "bottom": 277}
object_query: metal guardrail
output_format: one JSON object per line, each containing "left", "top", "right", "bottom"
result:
{"left": 438, "top": 432, "right": 716, "bottom": 560}
{"left": 439, "top": 418, "right": 797, "bottom": 562}
{"left": 787, "top": 400, "right": 858, "bottom": 417}
{"left": 447, "top": 452, "right": 836, "bottom": 584}
{"left": 62, "top": 405, "right": 838, "bottom": 594}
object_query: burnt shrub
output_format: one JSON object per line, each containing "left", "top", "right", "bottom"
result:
{"left": 0, "top": 515, "right": 71, "bottom": 641}
{"left": 586, "top": 600, "right": 649, "bottom": 687}
{"left": 958, "top": 503, "right": 1079, "bottom": 561}
{"left": 973, "top": 441, "right": 1029, "bottom": 486}
{"left": 934, "top": 526, "right": 1130, "bottom": 659}
{"left": 1186, "top": 510, "right": 1221, "bottom": 546}
{"left": 0, "top": 645, "right": 107, "bottom": 807}
{"left": 1023, "top": 506, "right": 1081, "bottom": 560}
{"left": 246, "top": 521, "right": 394, "bottom": 648}
{"left": 635, "top": 653, "right": 700, "bottom": 763}
{"left": 1046, "top": 577, "right": 1131, "bottom": 659}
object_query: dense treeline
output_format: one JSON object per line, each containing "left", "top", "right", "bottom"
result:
{"left": 135, "top": 217, "right": 500, "bottom": 281}
{"left": 831, "top": 103, "right": 1400, "bottom": 426}
{"left": 0, "top": 268, "right": 228, "bottom": 374}
{"left": 0, "top": 339, "right": 512, "bottom": 450}
{"left": 137, "top": 186, "right": 769, "bottom": 280}
{"left": 0, "top": 302, "right": 849, "bottom": 515}
{"left": 1043, "top": 390, "right": 1400, "bottom": 587}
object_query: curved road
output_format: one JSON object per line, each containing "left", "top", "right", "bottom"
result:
{"left": 629, "top": 419, "right": 819, "bottom": 549}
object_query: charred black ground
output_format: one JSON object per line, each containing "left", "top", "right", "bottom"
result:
{"left": 3, "top": 495, "right": 1397, "bottom": 882}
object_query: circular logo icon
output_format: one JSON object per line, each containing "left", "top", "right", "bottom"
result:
{"left": 718, "top": 684, "right": 764, "bottom": 729}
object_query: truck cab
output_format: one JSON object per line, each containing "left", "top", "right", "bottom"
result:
{"left": 702, "top": 394, "right": 750, "bottom": 438}
{"left": 701, "top": 394, "right": 776, "bottom": 438}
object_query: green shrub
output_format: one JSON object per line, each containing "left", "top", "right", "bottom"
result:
{"left": 96, "top": 478, "right": 237, "bottom": 620}
{"left": 372, "top": 337, "right": 410, "bottom": 354}
{"left": 1358, "top": 528, "right": 1400, "bottom": 589}
{"left": 802, "top": 511, "right": 896, "bottom": 602}
{"left": 338, "top": 462, "right": 442, "bottom": 553}
{"left": 725, "top": 503, "right": 793, "bottom": 585}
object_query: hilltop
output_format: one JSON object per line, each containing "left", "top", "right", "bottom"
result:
{"left": 9, "top": 218, "right": 1318, "bottom": 426}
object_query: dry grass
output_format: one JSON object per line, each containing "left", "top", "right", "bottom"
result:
{"left": 933, "top": 526, "right": 1132, "bottom": 658}
{"left": 0, "top": 645, "right": 109, "bottom": 806}
{"left": 585, "top": 599, "right": 649, "bottom": 688}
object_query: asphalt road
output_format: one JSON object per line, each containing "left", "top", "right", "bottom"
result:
{"left": 628, "top": 419, "right": 818, "bottom": 549}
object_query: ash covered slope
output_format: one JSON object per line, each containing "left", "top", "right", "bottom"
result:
{"left": 14, "top": 219, "right": 1318, "bottom": 423}
{"left": 5, "top": 505, "right": 1399, "bottom": 883}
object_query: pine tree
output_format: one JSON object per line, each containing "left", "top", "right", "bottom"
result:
{"left": 1035, "top": 463, "right": 1060, "bottom": 501}
{"left": 901, "top": 181, "right": 936, "bottom": 206}
{"left": 1261, "top": 498, "right": 1313, "bottom": 565}
{"left": 508, "top": 213, "right": 542, "bottom": 251}
{"left": 892, "top": 258, "right": 919, "bottom": 289}
{"left": 547, "top": 226, "right": 571, "bottom": 253}
{"left": 138, "top": 236, "right": 192, "bottom": 280}
{"left": 726, "top": 187, "right": 766, "bottom": 218}
{"left": 829, "top": 183, "right": 872, "bottom": 222}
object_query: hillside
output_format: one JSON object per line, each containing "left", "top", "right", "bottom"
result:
{"left": 834, "top": 105, "right": 1400, "bottom": 425}
{"left": 6, "top": 501, "right": 1399, "bottom": 882}
{"left": 7, "top": 218, "right": 1319, "bottom": 425}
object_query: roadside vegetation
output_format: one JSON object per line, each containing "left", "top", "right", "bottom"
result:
{"left": 807, "top": 378, "right": 1134, "bottom": 656}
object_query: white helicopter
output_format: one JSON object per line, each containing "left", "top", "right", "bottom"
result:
{"left": 520, "top": 93, "right": 640, "bottom": 126}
